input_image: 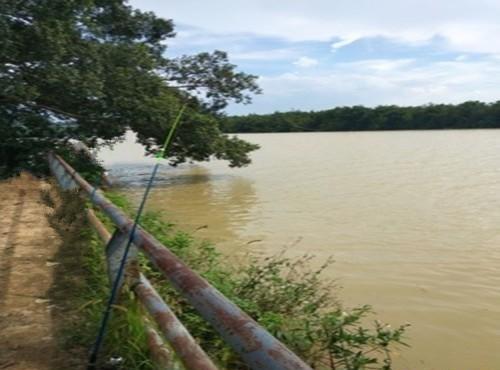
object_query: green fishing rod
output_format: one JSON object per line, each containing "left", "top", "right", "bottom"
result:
{"left": 87, "top": 104, "right": 187, "bottom": 370}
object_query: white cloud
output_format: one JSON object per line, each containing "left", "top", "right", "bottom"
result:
{"left": 132, "top": 0, "right": 500, "bottom": 54}
{"left": 231, "top": 48, "right": 297, "bottom": 61}
{"left": 331, "top": 37, "right": 358, "bottom": 50}
{"left": 129, "top": 0, "right": 500, "bottom": 114}
{"left": 351, "top": 59, "right": 416, "bottom": 72}
{"left": 167, "top": 28, "right": 243, "bottom": 48}
{"left": 229, "top": 57, "right": 500, "bottom": 114}
{"left": 293, "top": 56, "right": 319, "bottom": 68}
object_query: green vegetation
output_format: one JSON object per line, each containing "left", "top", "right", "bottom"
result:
{"left": 44, "top": 187, "right": 155, "bottom": 369}
{"left": 46, "top": 175, "right": 409, "bottom": 369}
{"left": 222, "top": 101, "right": 500, "bottom": 133}
{"left": 1, "top": 0, "right": 260, "bottom": 179}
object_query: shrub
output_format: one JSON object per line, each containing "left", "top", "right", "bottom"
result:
{"left": 104, "top": 193, "right": 410, "bottom": 370}
{"left": 49, "top": 188, "right": 409, "bottom": 370}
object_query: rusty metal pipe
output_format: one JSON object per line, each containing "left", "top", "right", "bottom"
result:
{"left": 84, "top": 209, "right": 182, "bottom": 370}
{"left": 144, "top": 322, "right": 175, "bottom": 369}
{"left": 86, "top": 209, "right": 111, "bottom": 242}
{"left": 134, "top": 274, "right": 218, "bottom": 370}
{"left": 48, "top": 152, "right": 312, "bottom": 370}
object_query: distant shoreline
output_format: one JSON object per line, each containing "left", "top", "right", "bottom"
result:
{"left": 225, "top": 127, "right": 500, "bottom": 134}
{"left": 222, "top": 100, "right": 500, "bottom": 133}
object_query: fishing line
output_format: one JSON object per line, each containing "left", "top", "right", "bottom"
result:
{"left": 87, "top": 104, "right": 187, "bottom": 370}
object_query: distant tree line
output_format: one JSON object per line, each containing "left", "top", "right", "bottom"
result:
{"left": 221, "top": 101, "right": 500, "bottom": 133}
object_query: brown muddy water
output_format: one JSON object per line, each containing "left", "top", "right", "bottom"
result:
{"left": 99, "top": 130, "right": 500, "bottom": 370}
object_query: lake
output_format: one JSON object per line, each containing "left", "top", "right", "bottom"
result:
{"left": 100, "top": 130, "right": 500, "bottom": 370}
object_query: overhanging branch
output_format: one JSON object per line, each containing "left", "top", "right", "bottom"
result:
{"left": 0, "top": 96, "right": 82, "bottom": 119}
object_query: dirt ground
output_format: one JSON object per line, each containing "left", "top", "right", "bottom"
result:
{"left": 0, "top": 174, "right": 74, "bottom": 370}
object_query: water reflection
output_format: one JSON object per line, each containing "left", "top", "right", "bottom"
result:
{"left": 108, "top": 164, "right": 226, "bottom": 187}
{"left": 117, "top": 165, "right": 257, "bottom": 248}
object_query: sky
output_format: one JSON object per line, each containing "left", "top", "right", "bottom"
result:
{"left": 131, "top": 0, "right": 500, "bottom": 115}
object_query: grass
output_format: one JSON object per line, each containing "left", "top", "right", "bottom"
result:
{"left": 43, "top": 187, "right": 154, "bottom": 370}
{"left": 45, "top": 181, "right": 409, "bottom": 370}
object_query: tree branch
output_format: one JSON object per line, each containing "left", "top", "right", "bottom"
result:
{"left": 0, "top": 96, "right": 82, "bottom": 119}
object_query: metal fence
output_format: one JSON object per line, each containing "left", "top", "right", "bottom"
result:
{"left": 48, "top": 152, "right": 312, "bottom": 370}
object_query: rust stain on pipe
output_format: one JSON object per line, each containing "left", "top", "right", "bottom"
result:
{"left": 145, "top": 322, "right": 174, "bottom": 369}
{"left": 134, "top": 274, "right": 218, "bottom": 370}
{"left": 86, "top": 209, "right": 111, "bottom": 242}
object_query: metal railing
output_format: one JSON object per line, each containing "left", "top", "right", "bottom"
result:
{"left": 48, "top": 152, "right": 312, "bottom": 370}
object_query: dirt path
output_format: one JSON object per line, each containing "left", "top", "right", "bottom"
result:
{"left": 0, "top": 174, "right": 68, "bottom": 370}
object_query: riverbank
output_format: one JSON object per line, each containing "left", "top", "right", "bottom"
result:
{"left": 48, "top": 183, "right": 408, "bottom": 369}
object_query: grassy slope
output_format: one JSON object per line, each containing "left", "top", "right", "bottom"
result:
{"left": 46, "top": 187, "right": 408, "bottom": 370}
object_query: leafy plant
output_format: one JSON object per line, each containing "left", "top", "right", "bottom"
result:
{"left": 110, "top": 196, "right": 410, "bottom": 370}
{"left": 47, "top": 188, "right": 409, "bottom": 370}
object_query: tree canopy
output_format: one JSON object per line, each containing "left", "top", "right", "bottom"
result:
{"left": 0, "top": 0, "right": 261, "bottom": 178}
{"left": 222, "top": 101, "right": 500, "bottom": 133}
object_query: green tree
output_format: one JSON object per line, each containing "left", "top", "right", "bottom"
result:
{"left": 0, "top": 0, "right": 261, "bottom": 178}
{"left": 225, "top": 101, "right": 500, "bottom": 133}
